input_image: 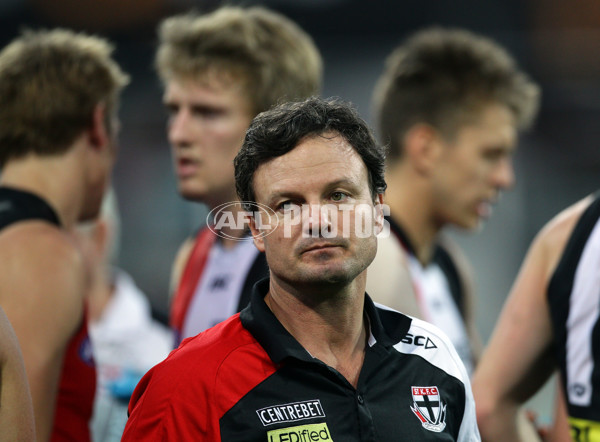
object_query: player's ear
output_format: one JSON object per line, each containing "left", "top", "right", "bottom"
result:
{"left": 249, "top": 212, "right": 266, "bottom": 252}
{"left": 403, "top": 124, "right": 440, "bottom": 174}
{"left": 88, "top": 103, "right": 109, "bottom": 150}
{"left": 373, "top": 193, "right": 386, "bottom": 235}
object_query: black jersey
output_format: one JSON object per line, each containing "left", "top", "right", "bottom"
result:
{"left": 0, "top": 187, "right": 60, "bottom": 229}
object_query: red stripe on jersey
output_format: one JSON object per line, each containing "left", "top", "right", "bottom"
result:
{"left": 52, "top": 311, "right": 95, "bottom": 441}
{"left": 170, "top": 227, "right": 216, "bottom": 334}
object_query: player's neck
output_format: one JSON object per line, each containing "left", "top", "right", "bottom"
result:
{"left": 0, "top": 145, "right": 86, "bottom": 230}
{"left": 265, "top": 274, "right": 368, "bottom": 387}
{"left": 384, "top": 166, "right": 440, "bottom": 265}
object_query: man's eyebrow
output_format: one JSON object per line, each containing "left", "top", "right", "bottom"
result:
{"left": 265, "top": 178, "right": 362, "bottom": 203}
{"left": 325, "top": 178, "right": 361, "bottom": 189}
{"left": 265, "top": 190, "right": 301, "bottom": 205}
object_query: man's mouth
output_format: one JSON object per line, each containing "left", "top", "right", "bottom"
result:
{"left": 176, "top": 158, "right": 199, "bottom": 177}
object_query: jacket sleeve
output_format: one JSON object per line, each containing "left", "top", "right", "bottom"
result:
{"left": 122, "top": 356, "right": 219, "bottom": 441}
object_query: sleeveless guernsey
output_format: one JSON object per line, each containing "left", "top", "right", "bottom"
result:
{"left": 548, "top": 192, "right": 600, "bottom": 439}
{"left": 0, "top": 187, "right": 96, "bottom": 442}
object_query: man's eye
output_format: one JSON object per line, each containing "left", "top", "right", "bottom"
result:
{"left": 192, "top": 106, "right": 222, "bottom": 119}
{"left": 164, "top": 104, "right": 179, "bottom": 117}
{"left": 331, "top": 192, "right": 347, "bottom": 202}
{"left": 482, "top": 148, "right": 508, "bottom": 162}
{"left": 277, "top": 201, "right": 298, "bottom": 212}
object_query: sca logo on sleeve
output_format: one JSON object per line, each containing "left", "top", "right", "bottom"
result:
{"left": 267, "top": 423, "right": 333, "bottom": 441}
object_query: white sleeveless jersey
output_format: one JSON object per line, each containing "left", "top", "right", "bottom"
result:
{"left": 182, "top": 239, "right": 260, "bottom": 339}
{"left": 548, "top": 192, "right": 600, "bottom": 432}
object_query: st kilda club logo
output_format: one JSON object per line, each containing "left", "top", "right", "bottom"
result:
{"left": 410, "top": 386, "right": 447, "bottom": 433}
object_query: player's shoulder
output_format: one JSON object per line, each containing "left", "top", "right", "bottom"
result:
{"left": 0, "top": 221, "right": 84, "bottom": 289}
{"left": 543, "top": 194, "right": 594, "bottom": 238}
{"left": 171, "top": 235, "right": 196, "bottom": 274}
{"left": 175, "top": 235, "right": 197, "bottom": 260}
{"left": 0, "top": 220, "right": 79, "bottom": 259}
{"left": 436, "top": 233, "right": 471, "bottom": 273}
{"left": 378, "top": 304, "right": 469, "bottom": 384}
{"left": 368, "top": 233, "right": 417, "bottom": 313}
{"left": 170, "top": 226, "right": 213, "bottom": 292}
{"left": 536, "top": 194, "right": 596, "bottom": 259}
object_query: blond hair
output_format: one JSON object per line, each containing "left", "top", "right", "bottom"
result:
{"left": 156, "top": 6, "right": 322, "bottom": 115}
{"left": 0, "top": 28, "right": 129, "bottom": 167}
{"left": 373, "top": 27, "right": 540, "bottom": 161}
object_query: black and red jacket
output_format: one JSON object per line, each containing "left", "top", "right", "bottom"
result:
{"left": 124, "top": 278, "right": 479, "bottom": 441}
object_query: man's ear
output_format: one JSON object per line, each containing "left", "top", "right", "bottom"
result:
{"left": 374, "top": 193, "right": 386, "bottom": 235}
{"left": 402, "top": 124, "right": 441, "bottom": 174}
{"left": 249, "top": 214, "right": 266, "bottom": 252}
{"left": 89, "top": 103, "right": 109, "bottom": 150}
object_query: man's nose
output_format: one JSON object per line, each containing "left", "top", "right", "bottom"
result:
{"left": 303, "top": 204, "right": 333, "bottom": 237}
{"left": 168, "top": 109, "right": 193, "bottom": 147}
{"left": 493, "top": 157, "right": 515, "bottom": 190}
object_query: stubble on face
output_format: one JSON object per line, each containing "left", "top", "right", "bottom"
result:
{"left": 251, "top": 134, "right": 380, "bottom": 293}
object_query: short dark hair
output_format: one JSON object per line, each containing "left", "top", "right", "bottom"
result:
{"left": 0, "top": 28, "right": 128, "bottom": 168}
{"left": 235, "top": 97, "right": 387, "bottom": 210}
{"left": 373, "top": 27, "right": 540, "bottom": 161}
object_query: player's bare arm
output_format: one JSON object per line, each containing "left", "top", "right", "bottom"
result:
{"left": 473, "top": 195, "right": 593, "bottom": 441}
{"left": 0, "top": 222, "right": 86, "bottom": 442}
{"left": 0, "top": 306, "right": 35, "bottom": 442}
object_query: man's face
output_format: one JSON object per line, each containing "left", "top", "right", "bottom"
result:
{"left": 250, "top": 133, "right": 383, "bottom": 290}
{"left": 431, "top": 103, "right": 517, "bottom": 230}
{"left": 164, "top": 78, "right": 254, "bottom": 208}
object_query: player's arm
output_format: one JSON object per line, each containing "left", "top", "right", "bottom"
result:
{"left": 472, "top": 229, "right": 554, "bottom": 440}
{"left": 472, "top": 199, "right": 588, "bottom": 441}
{"left": 547, "top": 379, "right": 571, "bottom": 442}
{"left": 0, "top": 224, "right": 85, "bottom": 441}
{"left": 0, "top": 306, "right": 35, "bottom": 441}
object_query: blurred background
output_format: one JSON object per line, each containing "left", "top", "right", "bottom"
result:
{"left": 1, "top": 0, "right": 598, "bottom": 421}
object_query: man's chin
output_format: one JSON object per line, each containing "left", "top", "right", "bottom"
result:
{"left": 178, "top": 186, "right": 208, "bottom": 203}
{"left": 297, "top": 264, "right": 359, "bottom": 287}
{"left": 454, "top": 216, "right": 483, "bottom": 232}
